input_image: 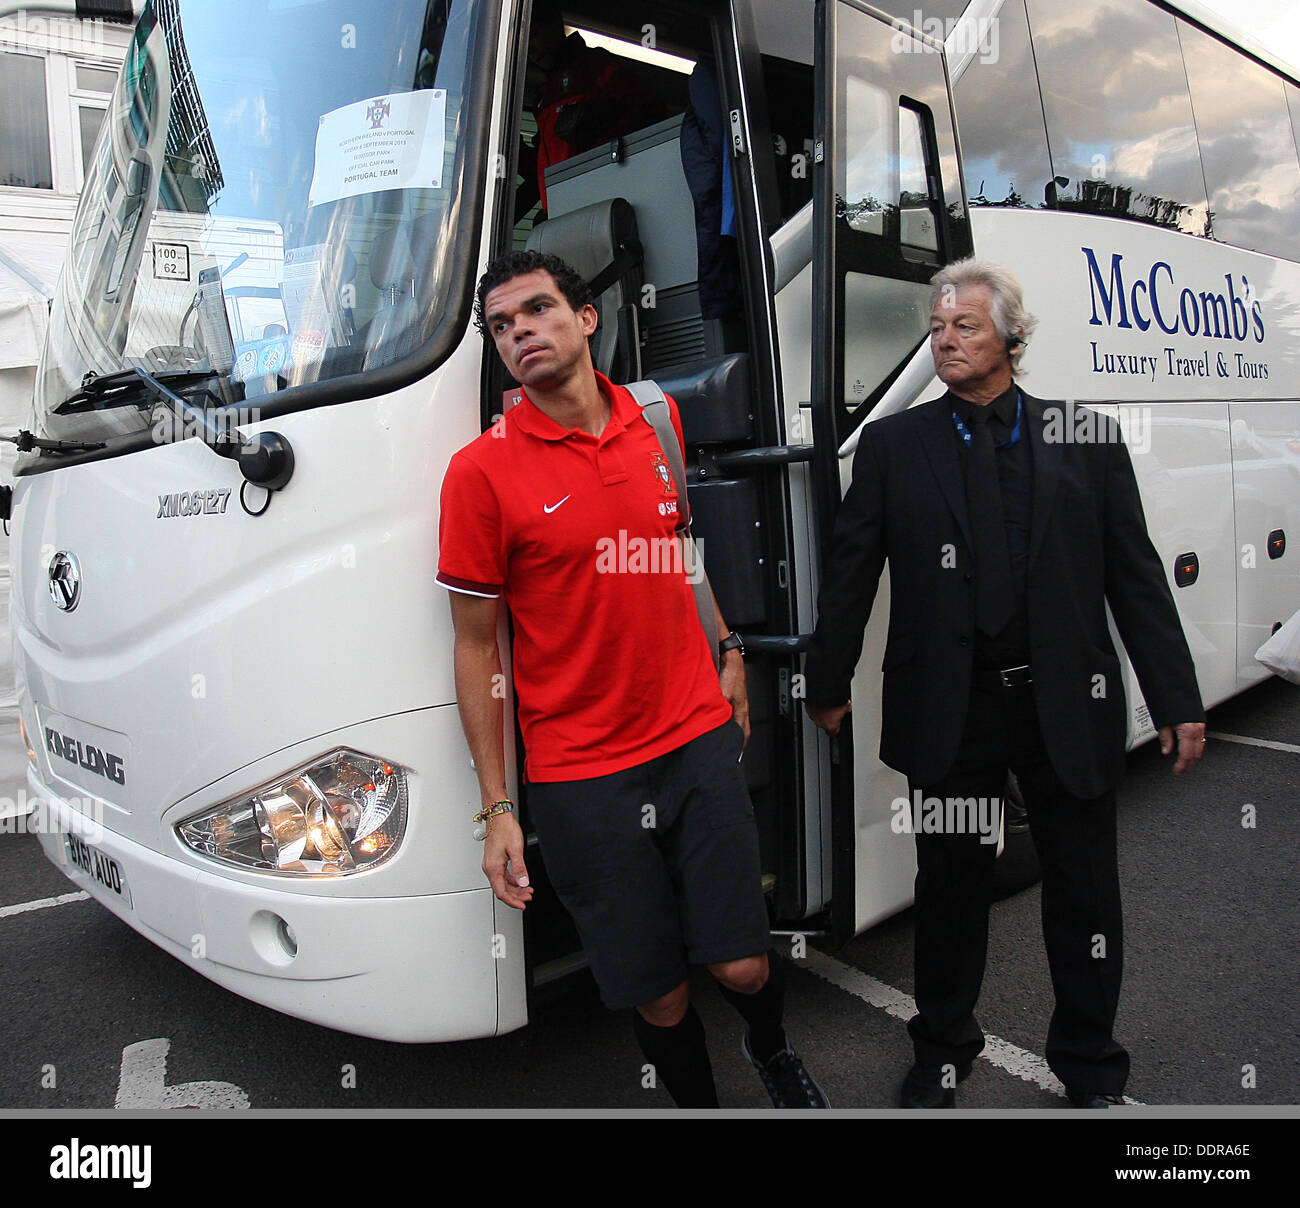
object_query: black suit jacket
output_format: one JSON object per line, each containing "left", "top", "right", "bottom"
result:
{"left": 803, "top": 391, "right": 1205, "bottom": 798}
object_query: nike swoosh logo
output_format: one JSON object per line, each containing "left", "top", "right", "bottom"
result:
{"left": 543, "top": 495, "right": 571, "bottom": 514}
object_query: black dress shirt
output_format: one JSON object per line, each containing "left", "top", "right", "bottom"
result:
{"left": 949, "top": 384, "right": 1033, "bottom": 669}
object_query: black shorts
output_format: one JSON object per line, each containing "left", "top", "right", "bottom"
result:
{"left": 526, "top": 719, "right": 772, "bottom": 1010}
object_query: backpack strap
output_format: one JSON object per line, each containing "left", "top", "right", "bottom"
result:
{"left": 625, "top": 379, "right": 720, "bottom": 669}
{"left": 625, "top": 379, "right": 690, "bottom": 533}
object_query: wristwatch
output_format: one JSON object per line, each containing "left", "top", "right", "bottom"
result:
{"left": 719, "top": 631, "right": 745, "bottom": 659}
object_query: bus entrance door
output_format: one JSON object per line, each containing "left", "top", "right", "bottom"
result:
{"left": 810, "top": 0, "right": 973, "bottom": 943}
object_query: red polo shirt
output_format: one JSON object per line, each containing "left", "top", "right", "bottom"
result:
{"left": 437, "top": 372, "right": 731, "bottom": 782}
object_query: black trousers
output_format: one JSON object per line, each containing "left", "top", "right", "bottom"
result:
{"left": 906, "top": 679, "right": 1130, "bottom": 1096}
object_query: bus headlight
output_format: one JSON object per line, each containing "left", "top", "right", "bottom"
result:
{"left": 18, "top": 713, "right": 37, "bottom": 766}
{"left": 177, "top": 748, "right": 408, "bottom": 875}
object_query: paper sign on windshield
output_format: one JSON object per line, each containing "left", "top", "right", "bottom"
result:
{"left": 308, "top": 90, "right": 446, "bottom": 207}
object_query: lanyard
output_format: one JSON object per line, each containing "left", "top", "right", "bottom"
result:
{"left": 951, "top": 392, "right": 1022, "bottom": 449}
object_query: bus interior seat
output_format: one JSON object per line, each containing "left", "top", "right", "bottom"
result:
{"left": 359, "top": 223, "right": 417, "bottom": 370}
{"left": 652, "top": 353, "right": 753, "bottom": 447}
{"left": 360, "top": 211, "right": 441, "bottom": 371}
{"left": 524, "top": 195, "right": 644, "bottom": 383}
{"left": 539, "top": 111, "right": 747, "bottom": 369}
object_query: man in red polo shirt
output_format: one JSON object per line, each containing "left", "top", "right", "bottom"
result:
{"left": 437, "top": 250, "right": 826, "bottom": 1108}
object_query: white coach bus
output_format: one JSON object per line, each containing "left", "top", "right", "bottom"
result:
{"left": 5, "top": 0, "right": 1297, "bottom": 1042}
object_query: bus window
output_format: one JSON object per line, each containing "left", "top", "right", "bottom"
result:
{"left": 757, "top": 53, "right": 815, "bottom": 228}
{"left": 898, "top": 104, "right": 940, "bottom": 258}
{"left": 1288, "top": 83, "right": 1300, "bottom": 170}
{"left": 862, "top": 0, "right": 968, "bottom": 22}
{"left": 1026, "top": 0, "right": 1209, "bottom": 235}
{"left": 822, "top": 9, "right": 968, "bottom": 418}
{"left": 1179, "top": 20, "right": 1300, "bottom": 262}
{"left": 843, "top": 75, "right": 892, "bottom": 238}
{"left": 749, "top": 0, "right": 815, "bottom": 230}
{"left": 29, "top": 0, "right": 494, "bottom": 457}
{"left": 952, "top": 0, "right": 1053, "bottom": 209}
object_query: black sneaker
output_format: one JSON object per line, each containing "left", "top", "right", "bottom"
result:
{"left": 899, "top": 1060, "right": 973, "bottom": 1108}
{"left": 741, "top": 1031, "right": 830, "bottom": 1108}
{"left": 1066, "top": 1088, "right": 1124, "bottom": 1108}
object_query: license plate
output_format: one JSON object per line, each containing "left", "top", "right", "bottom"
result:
{"left": 64, "top": 832, "right": 133, "bottom": 909}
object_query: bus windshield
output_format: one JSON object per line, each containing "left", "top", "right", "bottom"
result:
{"left": 33, "top": 0, "right": 487, "bottom": 447}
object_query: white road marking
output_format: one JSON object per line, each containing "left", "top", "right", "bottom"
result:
{"left": 8, "top": 905, "right": 253, "bottom": 1108}
{"left": 798, "top": 947, "right": 1145, "bottom": 1105}
{"left": 0, "top": 891, "right": 90, "bottom": 919}
{"left": 115, "top": 1037, "right": 251, "bottom": 1110}
{"left": 1206, "top": 730, "right": 1300, "bottom": 755}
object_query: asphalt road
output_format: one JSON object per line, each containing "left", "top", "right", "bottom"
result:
{"left": 0, "top": 678, "right": 1296, "bottom": 1115}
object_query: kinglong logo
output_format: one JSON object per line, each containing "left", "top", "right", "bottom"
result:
{"left": 1082, "top": 247, "right": 1265, "bottom": 343}
{"left": 45, "top": 728, "right": 126, "bottom": 786}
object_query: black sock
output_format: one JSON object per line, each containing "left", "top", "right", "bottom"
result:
{"left": 717, "top": 951, "right": 788, "bottom": 1062}
{"left": 631, "top": 1004, "right": 719, "bottom": 1108}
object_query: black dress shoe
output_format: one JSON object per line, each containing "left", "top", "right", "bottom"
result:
{"left": 899, "top": 1061, "right": 973, "bottom": 1108}
{"left": 1066, "top": 1089, "right": 1124, "bottom": 1108}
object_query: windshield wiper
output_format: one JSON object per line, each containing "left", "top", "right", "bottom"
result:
{"left": 102, "top": 367, "right": 295, "bottom": 490}
{"left": 53, "top": 367, "right": 225, "bottom": 415}
{"left": 4, "top": 368, "right": 223, "bottom": 456}
{"left": 1, "top": 431, "right": 108, "bottom": 454}
{"left": 21, "top": 368, "right": 295, "bottom": 490}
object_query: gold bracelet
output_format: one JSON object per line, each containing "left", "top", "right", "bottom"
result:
{"left": 472, "top": 799, "right": 514, "bottom": 842}
{"left": 473, "top": 799, "right": 514, "bottom": 823}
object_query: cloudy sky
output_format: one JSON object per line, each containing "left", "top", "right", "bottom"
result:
{"left": 1193, "top": 0, "right": 1300, "bottom": 76}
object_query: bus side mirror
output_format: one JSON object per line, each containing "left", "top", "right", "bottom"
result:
{"left": 236, "top": 433, "right": 295, "bottom": 492}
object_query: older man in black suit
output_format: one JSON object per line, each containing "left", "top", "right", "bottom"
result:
{"left": 803, "top": 258, "right": 1206, "bottom": 1108}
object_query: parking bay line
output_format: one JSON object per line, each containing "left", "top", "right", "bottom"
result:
{"left": 0, "top": 891, "right": 90, "bottom": 919}
{"left": 798, "top": 946, "right": 1145, "bottom": 1105}
{"left": 1206, "top": 731, "right": 1300, "bottom": 755}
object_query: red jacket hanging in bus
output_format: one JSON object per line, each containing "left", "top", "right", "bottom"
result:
{"left": 532, "top": 32, "right": 672, "bottom": 212}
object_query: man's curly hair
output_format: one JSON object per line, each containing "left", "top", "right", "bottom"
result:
{"left": 474, "top": 250, "right": 594, "bottom": 338}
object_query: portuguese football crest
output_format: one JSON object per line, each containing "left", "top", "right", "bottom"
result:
{"left": 651, "top": 452, "right": 675, "bottom": 496}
